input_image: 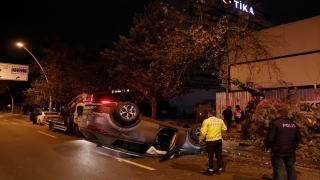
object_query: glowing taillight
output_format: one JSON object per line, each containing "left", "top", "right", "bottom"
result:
{"left": 101, "top": 100, "right": 111, "bottom": 104}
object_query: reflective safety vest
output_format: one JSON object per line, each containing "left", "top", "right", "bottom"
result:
{"left": 199, "top": 116, "right": 227, "bottom": 142}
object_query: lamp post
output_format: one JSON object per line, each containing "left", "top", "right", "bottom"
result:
{"left": 7, "top": 104, "right": 11, "bottom": 112}
{"left": 17, "top": 43, "right": 52, "bottom": 111}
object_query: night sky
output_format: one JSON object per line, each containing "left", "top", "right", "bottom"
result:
{"left": 255, "top": 0, "right": 320, "bottom": 25}
{"left": 1, "top": 0, "right": 319, "bottom": 65}
{"left": 1, "top": 0, "right": 151, "bottom": 64}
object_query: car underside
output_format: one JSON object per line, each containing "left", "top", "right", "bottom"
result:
{"left": 80, "top": 102, "right": 206, "bottom": 157}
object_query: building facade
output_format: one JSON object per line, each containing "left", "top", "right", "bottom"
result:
{"left": 216, "top": 16, "right": 320, "bottom": 118}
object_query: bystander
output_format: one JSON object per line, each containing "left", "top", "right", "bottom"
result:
{"left": 222, "top": 106, "right": 233, "bottom": 132}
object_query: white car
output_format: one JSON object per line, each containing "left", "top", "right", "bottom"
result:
{"left": 36, "top": 111, "right": 61, "bottom": 125}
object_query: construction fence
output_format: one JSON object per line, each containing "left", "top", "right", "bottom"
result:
{"left": 216, "top": 88, "right": 320, "bottom": 119}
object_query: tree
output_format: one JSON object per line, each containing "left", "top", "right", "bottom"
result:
{"left": 252, "top": 89, "right": 320, "bottom": 160}
{"left": 0, "top": 81, "right": 27, "bottom": 111}
{"left": 23, "top": 36, "right": 112, "bottom": 109}
{"left": 102, "top": 2, "right": 202, "bottom": 119}
{"left": 22, "top": 79, "right": 49, "bottom": 108}
{"left": 169, "top": 0, "right": 286, "bottom": 139}
{"left": 102, "top": 0, "right": 285, "bottom": 124}
{"left": 230, "top": 79, "right": 265, "bottom": 139}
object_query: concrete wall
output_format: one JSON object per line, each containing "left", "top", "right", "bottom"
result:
{"left": 230, "top": 15, "right": 320, "bottom": 90}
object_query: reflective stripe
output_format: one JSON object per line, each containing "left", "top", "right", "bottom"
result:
{"left": 206, "top": 135, "right": 222, "bottom": 139}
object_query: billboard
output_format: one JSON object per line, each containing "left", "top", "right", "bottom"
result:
{"left": 0, "top": 62, "right": 29, "bottom": 81}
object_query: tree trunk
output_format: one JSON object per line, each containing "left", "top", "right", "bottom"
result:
{"left": 241, "top": 87, "right": 265, "bottom": 140}
{"left": 230, "top": 79, "right": 265, "bottom": 140}
{"left": 151, "top": 97, "right": 157, "bottom": 119}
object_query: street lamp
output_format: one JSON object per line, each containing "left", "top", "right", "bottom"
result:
{"left": 17, "top": 42, "right": 52, "bottom": 112}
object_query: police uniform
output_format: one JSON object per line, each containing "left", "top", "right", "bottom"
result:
{"left": 265, "top": 116, "right": 301, "bottom": 180}
{"left": 199, "top": 116, "right": 227, "bottom": 174}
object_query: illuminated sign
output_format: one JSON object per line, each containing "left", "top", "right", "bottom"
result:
{"left": 234, "top": 0, "right": 254, "bottom": 15}
{"left": 0, "top": 62, "right": 29, "bottom": 81}
{"left": 221, "top": 0, "right": 254, "bottom": 15}
{"left": 112, "top": 89, "right": 130, "bottom": 94}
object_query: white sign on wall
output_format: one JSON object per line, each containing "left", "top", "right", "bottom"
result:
{"left": 0, "top": 62, "right": 29, "bottom": 81}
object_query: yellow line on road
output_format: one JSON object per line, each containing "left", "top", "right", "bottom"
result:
{"left": 38, "top": 131, "right": 57, "bottom": 138}
{"left": 97, "top": 151, "right": 156, "bottom": 171}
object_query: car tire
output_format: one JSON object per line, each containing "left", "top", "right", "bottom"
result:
{"left": 190, "top": 123, "right": 202, "bottom": 141}
{"left": 115, "top": 102, "right": 140, "bottom": 123}
{"left": 73, "top": 124, "right": 81, "bottom": 137}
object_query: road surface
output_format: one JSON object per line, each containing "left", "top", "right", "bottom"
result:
{"left": 0, "top": 113, "right": 319, "bottom": 180}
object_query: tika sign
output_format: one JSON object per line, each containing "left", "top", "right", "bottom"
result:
{"left": 222, "top": 0, "right": 254, "bottom": 15}
{"left": 0, "top": 62, "right": 29, "bottom": 81}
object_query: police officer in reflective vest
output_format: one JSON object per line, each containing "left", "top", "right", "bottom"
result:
{"left": 199, "top": 109, "right": 227, "bottom": 176}
{"left": 265, "top": 109, "right": 301, "bottom": 180}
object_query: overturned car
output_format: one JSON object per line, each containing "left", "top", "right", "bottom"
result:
{"left": 81, "top": 102, "right": 206, "bottom": 157}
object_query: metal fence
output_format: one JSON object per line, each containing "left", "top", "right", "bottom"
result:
{"left": 216, "top": 88, "right": 320, "bottom": 119}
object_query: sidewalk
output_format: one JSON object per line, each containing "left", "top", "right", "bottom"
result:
{"left": 220, "top": 132, "right": 320, "bottom": 169}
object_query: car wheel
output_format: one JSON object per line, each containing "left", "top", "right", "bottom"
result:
{"left": 73, "top": 124, "right": 81, "bottom": 137}
{"left": 115, "top": 102, "right": 139, "bottom": 123}
{"left": 190, "top": 123, "right": 202, "bottom": 141}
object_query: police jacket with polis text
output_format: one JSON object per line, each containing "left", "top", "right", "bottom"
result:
{"left": 199, "top": 116, "right": 227, "bottom": 142}
{"left": 265, "top": 116, "right": 301, "bottom": 155}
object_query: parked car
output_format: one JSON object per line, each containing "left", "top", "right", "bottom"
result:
{"left": 36, "top": 111, "right": 61, "bottom": 125}
{"left": 81, "top": 102, "right": 205, "bottom": 158}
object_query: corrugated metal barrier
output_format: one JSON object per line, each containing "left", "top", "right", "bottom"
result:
{"left": 216, "top": 88, "right": 320, "bottom": 119}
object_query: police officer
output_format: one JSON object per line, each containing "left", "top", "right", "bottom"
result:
{"left": 265, "top": 109, "right": 301, "bottom": 180}
{"left": 199, "top": 109, "right": 227, "bottom": 176}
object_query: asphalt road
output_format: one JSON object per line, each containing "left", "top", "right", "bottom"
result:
{"left": 1, "top": 113, "right": 319, "bottom": 180}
